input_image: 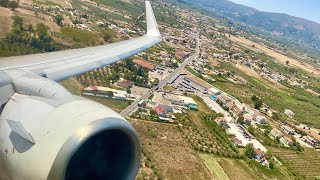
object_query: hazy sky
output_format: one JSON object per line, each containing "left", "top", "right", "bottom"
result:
{"left": 229, "top": 0, "right": 320, "bottom": 23}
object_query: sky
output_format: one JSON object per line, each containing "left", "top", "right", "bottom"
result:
{"left": 229, "top": 0, "right": 320, "bottom": 23}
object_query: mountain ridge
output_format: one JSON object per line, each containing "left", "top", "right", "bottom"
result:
{"left": 181, "top": 0, "right": 320, "bottom": 51}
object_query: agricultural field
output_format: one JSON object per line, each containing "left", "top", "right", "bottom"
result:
{"left": 199, "top": 153, "right": 230, "bottom": 180}
{"left": 131, "top": 120, "right": 213, "bottom": 180}
{"left": 270, "top": 147, "right": 320, "bottom": 179}
{"left": 215, "top": 157, "right": 259, "bottom": 180}
{"left": 60, "top": 27, "right": 104, "bottom": 47}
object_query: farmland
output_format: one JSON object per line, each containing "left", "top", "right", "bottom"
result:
{"left": 270, "top": 147, "right": 320, "bottom": 179}
{"left": 199, "top": 153, "right": 230, "bottom": 180}
{"left": 60, "top": 27, "right": 104, "bottom": 47}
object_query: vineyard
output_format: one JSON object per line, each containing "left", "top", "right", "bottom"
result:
{"left": 271, "top": 147, "right": 320, "bottom": 179}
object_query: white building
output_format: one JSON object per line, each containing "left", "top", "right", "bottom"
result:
{"left": 284, "top": 109, "right": 295, "bottom": 118}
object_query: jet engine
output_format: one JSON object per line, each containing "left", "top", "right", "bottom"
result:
{"left": 0, "top": 70, "right": 141, "bottom": 179}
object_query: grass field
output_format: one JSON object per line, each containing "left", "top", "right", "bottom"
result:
{"left": 60, "top": 27, "right": 103, "bottom": 46}
{"left": 199, "top": 154, "right": 230, "bottom": 180}
{"left": 270, "top": 147, "right": 320, "bottom": 179}
{"left": 215, "top": 157, "right": 259, "bottom": 180}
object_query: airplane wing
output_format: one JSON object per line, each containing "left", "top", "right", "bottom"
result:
{"left": 0, "top": 1, "right": 161, "bottom": 81}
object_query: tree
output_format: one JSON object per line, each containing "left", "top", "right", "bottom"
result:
{"left": 12, "top": 16, "right": 23, "bottom": 29}
{"left": 251, "top": 95, "right": 258, "bottom": 102}
{"left": 103, "top": 32, "right": 112, "bottom": 42}
{"left": 7, "top": 0, "right": 18, "bottom": 11}
{"left": 248, "top": 125, "right": 255, "bottom": 136}
{"left": 272, "top": 112, "right": 280, "bottom": 120}
{"left": 245, "top": 143, "right": 254, "bottom": 159}
{"left": 286, "top": 60, "right": 290, "bottom": 65}
{"left": 254, "top": 99, "right": 263, "bottom": 109}
{"left": 54, "top": 14, "right": 63, "bottom": 26}
{"left": 0, "top": 0, "right": 9, "bottom": 7}
{"left": 36, "top": 23, "right": 49, "bottom": 39}
{"left": 126, "top": 88, "right": 131, "bottom": 94}
{"left": 237, "top": 116, "right": 244, "bottom": 125}
{"left": 269, "top": 161, "right": 275, "bottom": 169}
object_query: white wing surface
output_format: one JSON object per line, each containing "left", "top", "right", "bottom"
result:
{"left": 0, "top": 1, "right": 161, "bottom": 81}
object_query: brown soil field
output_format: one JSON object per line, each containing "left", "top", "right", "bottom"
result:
{"left": 131, "top": 119, "right": 214, "bottom": 180}
{"left": 0, "top": 7, "right": 13, "bottom": 37}
{"left": 228, "top": 34, "right": 320, "bottom": 76}
{"left": 14, "top": 8, "right": 61, "bottom": 32}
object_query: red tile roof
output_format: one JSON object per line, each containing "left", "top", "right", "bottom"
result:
{"left": 153, "top": 105, "right": 166, "bottom": 115}
{"left": 175, "top": 51, "right": 188, "bottom": 59}
{"left": 231, "top": 137, "right": 242, "bottom": 145}
{"left": 90, "top": 86, "right": 98, "bottom": 91}
{"left": 133, "top": 59, "right": 155, "bottom": 70}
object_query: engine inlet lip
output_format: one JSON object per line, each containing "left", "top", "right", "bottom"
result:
{"left": 47, "top": 118, "right": 141, "bottom": 180}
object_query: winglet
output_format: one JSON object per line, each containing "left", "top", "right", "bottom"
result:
{"left": 145, "top": 1, "right": 161, "bottom": 37}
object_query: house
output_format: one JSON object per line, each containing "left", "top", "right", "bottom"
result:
{"left": 280, "top": 136, "right": 293, "bottom": 147}
{"left": 254, "top": 115, "right": 267, "bottom": 124}
{"left": 243, "top": 114, "right": 253, "bottom": 125}
{"left": 253, "top": 148, "right": 265, "bottom": 160}
{"left": 217, "top": 94, "right": 232, "bottom": 104}
{"left": 230, "top": 137, "right": 243, "bottom": 147}
{"left": 281, "top": 125, "right": 295, "bottom": 135}
{"left": 83, "top": 86, "right": 127, "bottom": 100}
{"left": 284, "top": 109, "right": 295, "bottom": 118}
{"left": 163, "top": 93, "right": 198, "bottom": 110}
{"left": 226, "top": 101, "right": 236, "bottom": 111}
{"left": 301, "top": 136, "right": 317, "bottom": 147}
{"left": 215, "top": 117, "right": 230, "bottom": 129}
{"left": 175, "top": 51, "right": 189, "bottom": 59}
{"left": 133, "top": 59, "right": 155, "bottom": 70}
{"left": 270, "top": 128, "right": 283, "bottom": 139}
{"left": 153, "top": 105, "right": 168, "bottom": 118}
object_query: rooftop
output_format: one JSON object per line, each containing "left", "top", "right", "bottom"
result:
{"left": 133, "top": 59, "right": 155, "bottom": 70}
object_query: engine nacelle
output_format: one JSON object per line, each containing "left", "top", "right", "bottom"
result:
{"left": 0, "top": 71, "right": 141, "bottom": 179}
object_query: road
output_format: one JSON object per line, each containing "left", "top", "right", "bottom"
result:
{"left": 120, "top": 31, "right": 200, "bottom": 117}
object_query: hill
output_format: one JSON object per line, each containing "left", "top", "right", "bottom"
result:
{"left": 181, "top": 0, "right": 320, "bottom": 51}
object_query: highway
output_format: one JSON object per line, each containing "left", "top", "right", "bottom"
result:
{"left": 120, "top": 31, "right": 200, "bottom": 117}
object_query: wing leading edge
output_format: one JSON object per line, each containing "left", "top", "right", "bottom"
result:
{"left": 0, "top": 1, "right": 161, "bottom": 81}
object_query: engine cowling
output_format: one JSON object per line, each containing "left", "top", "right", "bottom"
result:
{"left": 0, "top": 71, "right": 141, "bottom": 180}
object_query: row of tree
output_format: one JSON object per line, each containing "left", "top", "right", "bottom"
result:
{"left": 0, "top": 0, "right": 18, "bottom": 10}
